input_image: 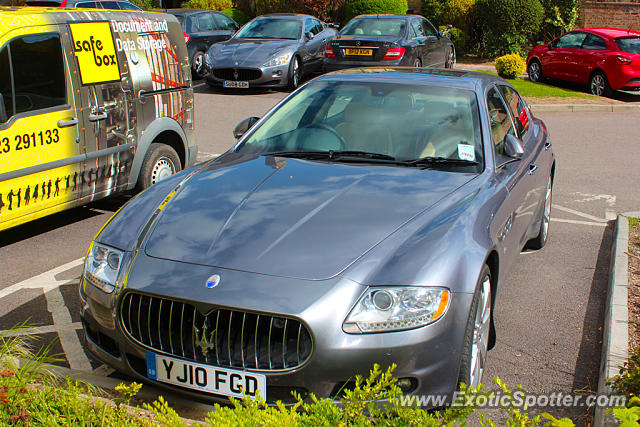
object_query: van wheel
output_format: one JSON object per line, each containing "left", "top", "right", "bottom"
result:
{"left": 136, "top": 144, "right": 181, "bottom": 191}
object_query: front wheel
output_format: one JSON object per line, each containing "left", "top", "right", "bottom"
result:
{"left": 590, "top": 71, "right": 612, "bottom": 97}
{"left": 136, "top": 143, "right": 181, "bottom": 191}
{"left": 445, "top": 47, "right": 456, "bottom": 69}
{"left": 287, "top": 57, "right": 301, "bottom": 91}
{"left": 528, "top": 59, "right": 543, "bottom": 82}
{"left": 192, "top": 51, "right": 205, "bottom": 80}
{"left": 458, "top": 265, "right": 492, "bottom": 390}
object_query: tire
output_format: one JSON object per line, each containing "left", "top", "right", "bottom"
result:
{"left": 526, "top": 175, "right": 553, "bottom": 250}
{"left": 528, "top": 59, "right": 543, "bottom": 82}
{"left": 287, "top": 57, "right": 301, "bottom": 91}
{"left": 445, "top": 46, "right": 456, "bottom": 69}
{"left": 458, "top": 265, "right": 492, "bottom": 390}
{"left": 590, "top": 71, "right": 612, "bottom": 97}
{"left": 414, "top": 58, "right": 422, "bottom": 68}
{"left": 136, "top": 143, "right": 181, "bottom": 191}
{"left": 192, "top": 51, "right": 205, "bottom": 80}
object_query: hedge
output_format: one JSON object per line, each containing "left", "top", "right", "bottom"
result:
{"left": 343, "top": 0, "right": 408, "bottom": 23}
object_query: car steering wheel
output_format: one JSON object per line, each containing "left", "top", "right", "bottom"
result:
{"left": 304, "top": 123, "right": 347, "bottom": 150}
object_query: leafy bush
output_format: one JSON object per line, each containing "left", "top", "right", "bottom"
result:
{"left": 222, "top": 8, "right": 249, "bottom": 25}
{"left": 441, "top": 0, "right": 475, "bottom": 30}
{"left": 181, "top": 0, "right": 232, "bottom": 10}
{"left": 422, "top": 0, "right": 445, "bottom": 26}
{"left": 440, "top": 25, "right": 469, "bottom": 54}
{"left": 609, "top": 346, "right": 640, "bottom": 398}
{"left": 472, "top": 0, "right": 544, "bottom": 57}
{"left": 495, "top": 53, "right": 526, "bottom": 79}
{"left": 343, "top": 0, "right": 408, "bottom": 23}
{"left": 130, "top": 0, "right": 155, "bottom": 10}
{"left": 539, "top": 0, "right": 579, "bottom": 40}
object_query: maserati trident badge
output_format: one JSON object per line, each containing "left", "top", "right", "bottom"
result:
{"left": 206, "top": 274, "right": 221, "bottom": 289}
{"left": 195, "top": 322, "right": 215, "bottom": 356}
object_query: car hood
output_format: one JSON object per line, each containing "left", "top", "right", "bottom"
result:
{"left": 209, "top": 38, "right": 298, "bottom": 67}
{"left": 144, "top": 154, "right": 476, "bottom": 280}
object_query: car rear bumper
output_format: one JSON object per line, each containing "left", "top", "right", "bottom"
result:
{"left": 607, "top": 67, "right": 640, "bottom": 91}
{"left": 80, "top": 274, "right": 472, "bottom": 407}
{"left": 323, "top": 58, "right": 407, "bottom": 72}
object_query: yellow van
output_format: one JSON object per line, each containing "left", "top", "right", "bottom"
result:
{"left": 0, "top": 7, "right": 196, "bottom": 231}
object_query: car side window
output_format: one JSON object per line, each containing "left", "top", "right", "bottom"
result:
{"left": 196, "top": 13, "right": 217, "bottom": 32}
{"left": 421, "top": 18, "right": 437, "bottom": 37}
{"left": 312, "top": 19, "right": 323, "bottom": 35}
{"left": 411, "top": 19, "right": 425, "bottom": 37}
{"left": 76, "top": 1, "right": 98, "bottom": 7}
{"left": 101, "top": 1, "right": 121, "bottom": 9}
{"left": 487, "top": 87, "right": 516, "bottom": 156}
{"left": 555, "top": 32, "right": 587, "bottom": 48}
{"left": 582, "top": 33, "right": 608, "bottom": 50}
{"left": 214, "top": 13, "right": 238, "bottom": 31}
{"left": 304, "top": 18, "right": 315, "bottom": 36}
{"left": 497, "top": 85, "right": 531, "bottom": 141}
{"left": 118, "top": 2, "right": 141, "bottom": 10}
{"left": 0, "top": 47, "right": 12, "bottom": 124}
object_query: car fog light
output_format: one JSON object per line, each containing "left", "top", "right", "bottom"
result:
{"left": 397, "top": 378, "right": 417, "bottom": 393}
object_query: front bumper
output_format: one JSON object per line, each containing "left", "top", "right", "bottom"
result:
{"left": 203, "top": 63, "right": 290, "bottom": 88}
{"left": 80, "top": 255, "right": 472, "bottom": 406}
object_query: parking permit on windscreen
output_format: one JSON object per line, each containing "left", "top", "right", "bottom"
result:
{"left": 458, "top": 144, "right": 475, "bottom": 161}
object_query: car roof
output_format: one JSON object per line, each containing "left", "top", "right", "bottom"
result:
{"left": 164, "top": 8, "right": 223, "bottom": 15}
{"left": 316, "top": 67, "right": 503, "bottom": 91}
{"left": 578, "top": 27, "right": 640, "bottom": 38}
{"left": 351, "top": 14, "right": 413, "bottom": 19}
{"left": 254, "top": 14, "right": 310, "bottom": 20}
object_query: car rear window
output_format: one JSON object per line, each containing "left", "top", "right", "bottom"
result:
{"left": 616, "top": 37, "right": 640, "bottom": 54}
{"left": 341, "top": 18, "right": 407, "bottom": 37}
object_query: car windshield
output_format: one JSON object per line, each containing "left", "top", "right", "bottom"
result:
{"left": 341, "top": 18, "right": 407, "bottom": 37}
{"left": 235, "top": 80, "right": 483, "bottom": 170}
{"left": 615, "top": 36, "right": 640, "bottom": 54}
{"left": 234, "top": 18, "right": 301, "bottom": 40}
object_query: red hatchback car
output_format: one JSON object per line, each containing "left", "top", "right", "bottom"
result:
{"left": 526, "top": 27, "right": 640, "bottom": 96}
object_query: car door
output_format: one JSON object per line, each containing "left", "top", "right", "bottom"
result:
{"left": 421, "top": 17, "right": 445, "bottom": 66}
{"left": 190, "top": 12, "right": 215, "bottom": 52}
{"left": 575, "top": 33, "right": 609, "bottom": 84}
{"left": 497, "top": 84, "right": 550, "bottom": 241}
{"left": 212, "top": 12, "right": 239, "bottom": 43}
{"left": 0, "top": 29, "right": 84, "bottom": 229}
{"left": 301, "top": 18, "right": 324, "bottom": 71}
{"left": 546, "top": 31, "right": 587, "bottom": 81}
{"left": 408, "top": 18, "right": 427, "bottom": 65}
{"left": 486, "top": 87, "right": 536, "bottom": 268}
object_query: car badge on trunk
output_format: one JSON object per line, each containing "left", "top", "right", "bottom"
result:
{"left": 206, "top": 274, "right": 221, "bottom": 288}
{"left": 194, "top": 322, "right": 215, "bottom": 356}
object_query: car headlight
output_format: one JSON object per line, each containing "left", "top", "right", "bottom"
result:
{"left": 83, "top": 242, "right": 124, "bottom": 294}
{"left": 263, "top": 53, "right": 290, "bottom": 68}
{"left": 343, "top": 287, "right": 450, "bottom": 334}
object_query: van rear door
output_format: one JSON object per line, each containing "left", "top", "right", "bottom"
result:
{"left": 0, "top": 27, "right": 84, "bottom": 231}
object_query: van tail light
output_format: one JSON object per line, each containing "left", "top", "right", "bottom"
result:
{"left": 382, "top": 46, "right": 405, "bottom": 61}
{"left": 324, "top": 45, "right": 336, "bottom": 59}
{"left": 183, "top": 32, "right": 190, "bottom": 44}
{"left": 616, "top": 55, "right": 632, "bottom": 65}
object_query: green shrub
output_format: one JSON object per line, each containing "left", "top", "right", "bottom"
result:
{"left": 441, "top": 0, "right": 475, "bottom": 30}
{"left": 130, "top": 0, "right": 155, "bottom": 10}
{"left": 540, "top": 0, "right": 579, "bottom": 40}
{"left": 343, "top": 0, "right": 408, "bottom": 23}
{"left": 421, "top": 0, "right": 445, "bottom": 26}
{"left": 472, "top": 0, "right": 544, "bottom": 57}
{"left": 495, "top": 53, "right": 526, "bottom": 79}
{"left": 181, "top": 0, "right": 232, "bottom": 10}
{"left": 440, "top": 25, "right": 469, "bottom": 54}
{"left": 608, "top": 346, "right": 640, "bottom": 398}
{"left": 221, "top": 8, "right": 249, "bottom": 25}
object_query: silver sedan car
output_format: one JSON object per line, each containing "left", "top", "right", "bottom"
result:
{"left": 203, "top": 14, "right": 337, "bottom": 90}
{"left": 80, "top": 69, "right": 555, "bottom": 406}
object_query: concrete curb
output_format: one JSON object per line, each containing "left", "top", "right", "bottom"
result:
{"left": 530, "top": 104, "right": 640, "bottom": 113}
{"left": 595, "top": 214, "right": 631, "bottom": 426}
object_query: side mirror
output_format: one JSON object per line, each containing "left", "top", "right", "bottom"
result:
{"left": 548, "top": 42, "right": 554, "bottom": 50}
{"left": 504, "top": 134, "right": 524, "bottom": 159}
{"left": 305, "top": 32, "right": 314, "bottom": 40}
{"left": 233, "top": 116, "right": 259, "bottom": 139}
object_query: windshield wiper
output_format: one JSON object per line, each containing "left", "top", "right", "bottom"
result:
{"left": 264, "top": 150, "right": 397, "bottom": 162}
{"left": 405, "top": 156, "right": 479, "bottom": 167}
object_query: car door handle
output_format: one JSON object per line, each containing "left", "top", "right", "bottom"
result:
{"left": 57, "top": 118, "right": 78, "bottom": 128}
{"left": 544, "top": 141, "right": 552, "bottom": 151}
{"left": 89, "top": 112, "right": 108, "bottom": 122}
{"left": 528, "top": 163, "right": 538, "bottom": 175}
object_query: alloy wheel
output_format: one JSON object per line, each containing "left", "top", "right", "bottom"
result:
{"left": 529, "top": 61, "right": 541, "bottom": 82}
{"left": 469, "top": 276, "right": 491, "bottom": 388}
{"left": 193, "top": 53, "right": 204, "bottom": 73}
{"left": 292, "top": 58, "right": 300, "bottom": 88}
{"left": 446, "top": 48, "right": 456, "bottom": 68}
{"left": 151, "top": 157, "right": 175, "bottom": 185}
{"left": 540, "top": 177, "right": 552, "bottom": 243}
{"left": 591, "top": 74, "right": 606, "bottom": 96}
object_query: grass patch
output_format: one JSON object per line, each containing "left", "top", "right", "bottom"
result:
{"left": 630, "top": 217, "right": 639, "bottom": 228}
{"left": 476, "top": 70, "right": 593, "bottom": 98}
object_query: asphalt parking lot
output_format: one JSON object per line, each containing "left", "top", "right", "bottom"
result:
{"left": 1, "top": 81, "right": 639, "bottom": 424}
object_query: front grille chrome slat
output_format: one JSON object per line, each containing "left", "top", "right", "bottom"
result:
{"left": 120, "top": 293, "right": 312, "bottom": 372}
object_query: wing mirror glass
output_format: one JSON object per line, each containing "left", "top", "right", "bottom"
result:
{"left": 504, "top": 134, "right": 524, "bottom": 159}
{"left": 305, "top": 32, "right": 314, "bottom": 40}
{"left": 233, "top": 116, "right": 259, "bottom": 139}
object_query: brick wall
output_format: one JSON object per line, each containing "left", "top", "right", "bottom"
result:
{"left": 580, "top": 1, "right": 640, "bottom": 30}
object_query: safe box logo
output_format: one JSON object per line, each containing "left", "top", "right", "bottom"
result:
{"left": 69, "top": 22, "right": 120, "bottom": 85}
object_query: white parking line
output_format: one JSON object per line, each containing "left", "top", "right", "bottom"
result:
{"left": 551, "top": 218, "right": 607, "bottom": 227}
{"left": 554, "top": 205, "right": 608, "bottom": 223}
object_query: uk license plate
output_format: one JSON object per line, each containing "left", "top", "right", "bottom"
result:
{"left": 224, "top": 80, "right": 249, "bottom": 88}
{"left": 146, "top": 353, "right": 266, "bottom": 399}
{"left": 345, "top": 48, "right": 372, "bottom": 56}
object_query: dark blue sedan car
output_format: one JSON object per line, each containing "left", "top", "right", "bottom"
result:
{"left": 80, "top": 68, "right": 554, "bottom": 406}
